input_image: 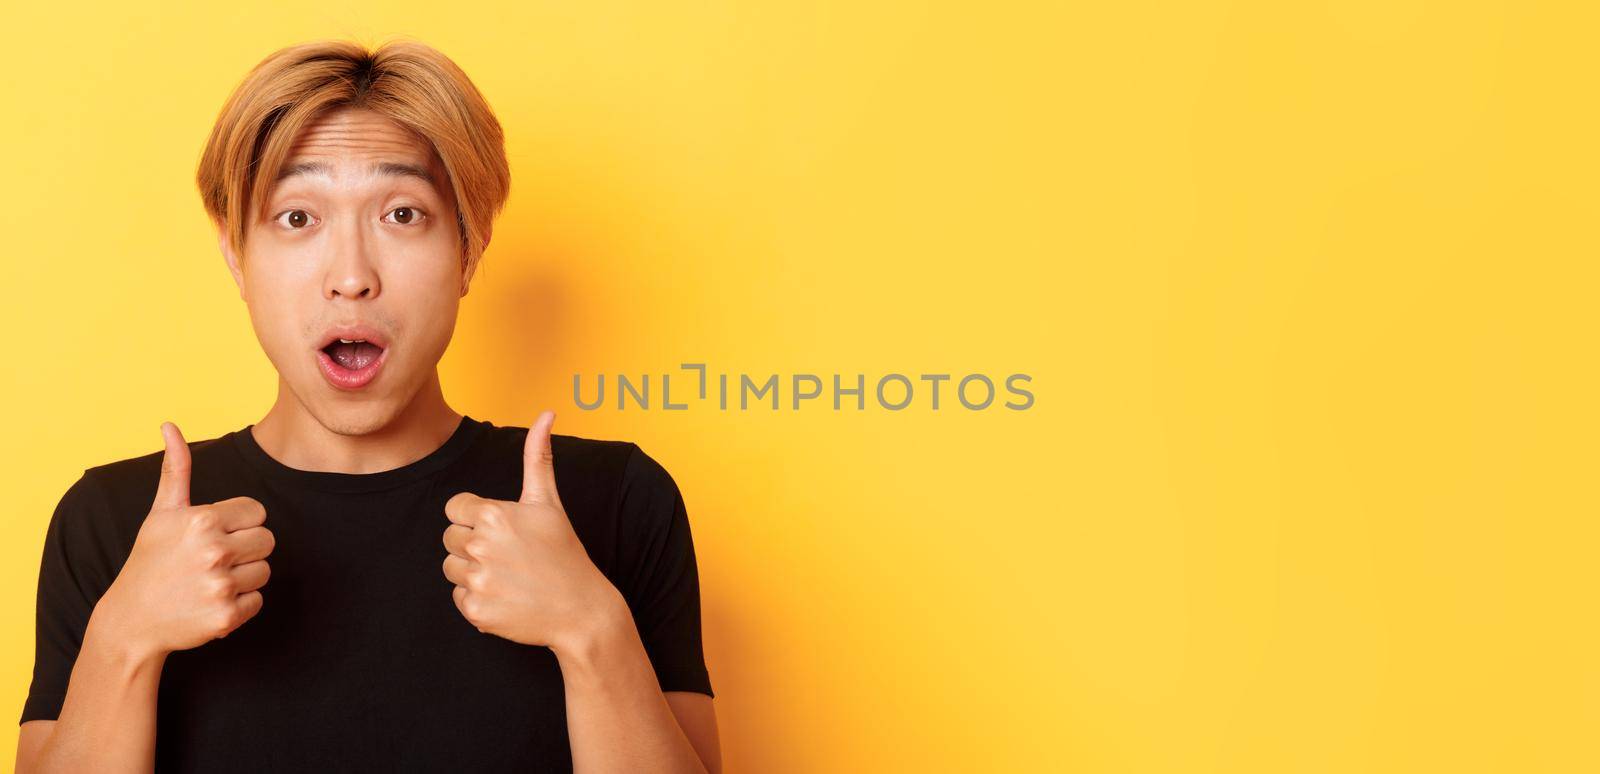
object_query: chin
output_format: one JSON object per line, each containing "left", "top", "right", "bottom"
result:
{"left": 325, "top": 405, "right": 406, "bottom": 437}
{"left": 300, "top": 389, "right": 409, "bottom": 437}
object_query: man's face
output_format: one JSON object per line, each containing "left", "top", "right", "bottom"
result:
{"left": 223, "top": 106, "right": 469, "bottom": 436}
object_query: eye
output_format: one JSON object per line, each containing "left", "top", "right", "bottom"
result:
{"left": 274, "top": 209, "right": 316, "bottom": 229}
{"left": 384, "top": 206, "right": 426, "bottom": 226}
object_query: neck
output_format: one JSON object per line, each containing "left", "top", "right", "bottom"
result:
{"left": 249, "top": 372, "right": 463, "bottom": 474}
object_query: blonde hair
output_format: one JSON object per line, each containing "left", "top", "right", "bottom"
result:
{"left": 195, "top": 38, "right": 510, "bottom": 279}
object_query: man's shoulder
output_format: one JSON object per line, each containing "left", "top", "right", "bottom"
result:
{"left": 46, "top": 431, "right": 236, "bottom": 555}
{"left": 467, "top": 422, "right": 679, "bottom": 512}
{"left": 77, "top": 431, "right": 237, "bottom": 507}
{"left": 550, "top": 430, "right": 680, "bottom": 499}
{"left": 472, "top": 422, "right": 638, "bottom": 477}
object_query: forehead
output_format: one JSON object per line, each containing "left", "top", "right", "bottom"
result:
{"left": 275, "top": 107, "right": 449, "bottom": 190}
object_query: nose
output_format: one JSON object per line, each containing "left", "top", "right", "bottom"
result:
{"left": 323, "top": 218, "right": 381, "bottom": 300}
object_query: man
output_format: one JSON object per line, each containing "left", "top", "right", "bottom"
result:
{"left": 15, "top": 39, "right": 720, "bottom": 773}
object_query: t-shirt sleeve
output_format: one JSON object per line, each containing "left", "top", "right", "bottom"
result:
{"left": 614, "top": 444, "right": 714, "bottom": 697}
{"left": 20, "top": 471, "right": 118, "bottom": 724}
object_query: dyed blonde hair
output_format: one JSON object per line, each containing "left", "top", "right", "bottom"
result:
{"left": 195, "top": 38, "right": 510, "bottom": 280}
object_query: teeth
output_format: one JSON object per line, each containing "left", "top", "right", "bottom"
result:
{"left": 337, "top": 338, "right": 365, "bottom": 344}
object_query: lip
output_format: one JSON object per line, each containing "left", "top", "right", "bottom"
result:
{"left": 316, "top": 324, "right": 390, "bottom": 352}
{"left": 314, "top": 324, "right": 391, "bottom": 391}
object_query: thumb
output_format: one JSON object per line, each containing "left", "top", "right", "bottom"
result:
{"left": 519, "top": 410, "right": 560, "bottom": 505}
{"left": 155, "top": 421, "right": 191, "bottom": 509}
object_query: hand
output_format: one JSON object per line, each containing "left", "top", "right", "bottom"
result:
{"left": 442, "top": 410, "right": 623, "bottom": 653}
{"left": 95, "top": 422, "right": 275, "bottom": 659}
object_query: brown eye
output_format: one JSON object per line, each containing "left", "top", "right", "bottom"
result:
{"left": 281, "top": 210, "right": 310, "bottom": 228}
{"left": 387, "top": 206, "right": 423, "bottom": 225}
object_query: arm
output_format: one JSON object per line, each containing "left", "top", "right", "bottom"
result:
{"left": 664, "top": 692, "right": 722, "bottom": 774}
{"left": 441, "top": 411, "right": 721, "bottom": 773}
{"left": 16, "top": 423, "right": 275, "bottom": 773}
{"left": 554, "top": 591, "right": 721, "bottom": 774}
{"left": 16, "top": 607, "right": 166, "bottom": 774}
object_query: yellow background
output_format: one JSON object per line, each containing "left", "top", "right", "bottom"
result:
{"left": 2, "top": 1, "right": 1595, "bottom": 771}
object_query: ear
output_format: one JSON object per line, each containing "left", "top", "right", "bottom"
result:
{"left": 218, "top": 228, "right": 245, "bottom": 298}
{"left": 459, "top": 225, "right": 491, "bottom": 298}
{"left": 459, "top": 257, "right": 476, "bottom": 298}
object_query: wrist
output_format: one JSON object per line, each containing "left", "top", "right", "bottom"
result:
{"left": 87, "top": 590, "right": 167, "bottom": 669}
{"left": 551, "top": 584, "right": 632, "bottom": 666}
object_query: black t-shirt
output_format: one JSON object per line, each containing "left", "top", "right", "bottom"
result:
{"left": 20, "top": 414, "right": 712, "bottom": 772}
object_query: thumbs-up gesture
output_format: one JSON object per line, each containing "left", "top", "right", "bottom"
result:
{"left": 96, "top": 422, "right": 276, "bottom": 658}
{"left": 442, "top": 411, "right": 622, "bottom": 651}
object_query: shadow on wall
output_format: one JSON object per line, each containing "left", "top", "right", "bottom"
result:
{"left": 451, "top": 245, "right": 571, "bottom": 420}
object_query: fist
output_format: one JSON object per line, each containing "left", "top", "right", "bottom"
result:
{"left": 98, "top": 421, "right": 275, "bottom": 657}
{"left": 442, "top": 410, "right": 621, "bottom": 652}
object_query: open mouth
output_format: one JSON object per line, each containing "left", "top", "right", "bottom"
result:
{"left": 315, "top": 327, "right": 390, "bottom": 390}
{"left": 322, "top": 338, "right": 383, "bottom": 370}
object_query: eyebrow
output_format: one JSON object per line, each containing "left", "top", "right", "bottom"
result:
{"left": 275, "top": 160, "right": 437, "bottom": 187}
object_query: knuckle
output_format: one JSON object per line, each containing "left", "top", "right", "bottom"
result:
{"left": 446, "top": 493, "right": 476, "bottom": 520}
{"left": 189, "top": 508, "right": 219, "bottom": 531}
{"left": 479, "top": 503, "right": 507, "bottom": 527}
{"left": 198, "top": 544, "right": 229, "bottom": 568}
{"left": 221, "top": 496, "right": 266, "bottom": 524}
